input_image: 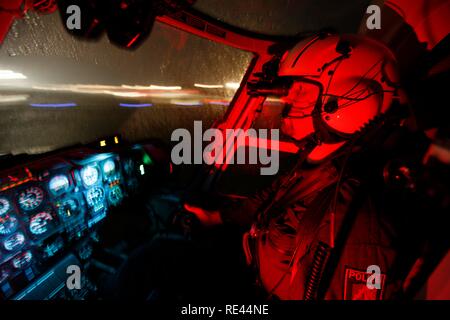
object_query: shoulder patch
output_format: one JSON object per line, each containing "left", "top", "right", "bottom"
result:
{"left": 343, "top": 267, "right": 386, "bottom": 300}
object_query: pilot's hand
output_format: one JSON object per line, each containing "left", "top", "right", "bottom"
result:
{"left": 183, "top": 203, "right": 223, "bottom": 227}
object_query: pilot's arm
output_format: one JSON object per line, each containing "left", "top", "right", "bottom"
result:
{"left": 184, "top": 177, "right": 283, "bottom": 228}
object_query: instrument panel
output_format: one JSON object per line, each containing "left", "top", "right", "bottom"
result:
{"left": 0, "top": 144, "right": 158, "bottom": 299}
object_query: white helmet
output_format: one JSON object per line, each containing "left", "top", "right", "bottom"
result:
{"left": 277, "top": 33, "right": 402, "bottom": 160}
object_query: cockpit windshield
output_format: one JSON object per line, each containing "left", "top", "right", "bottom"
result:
{"left": 0, "top": 6, "right": 252, "bottom": 156}
{"left": 0, "top": 0, "right": 368, "bottom": 156}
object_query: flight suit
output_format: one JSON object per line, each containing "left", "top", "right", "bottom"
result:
{"left": 221, "top": 154, "right": 416, "bottom": 300}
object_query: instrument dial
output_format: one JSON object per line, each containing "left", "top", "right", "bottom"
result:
{"left": 0, "top": 198, "right": 10, "bottom": 215}
{"left": 86, "top": 187, "right": 104, "bottom": 208}
{"left": 3, "top": 232, "right": 25, "bottom": 251}
{"left": 57, "top": 198, "right": 79, "bottom": 218}
{"left": 12, "top": 251, "right": 32, "bottom": 269}
{"left": 81, "top": 165, "right": 100, "bottom": 187}
{"left": 0, "top": 213, "right": 18, "bottom": 235}
{"left": 108, "top": 185, "right": 123, "bottom": 206}
{"left": 103, "top": 159, "right": 116, "bottom": 177}
{"left": 18, "top": 186, "right": 44, "bottom": 211}
{"left": 49, "top": 175, "right": 70, "bottom": 196}
{"left": 29, "top": 211, "right": 53, "bottom": 235}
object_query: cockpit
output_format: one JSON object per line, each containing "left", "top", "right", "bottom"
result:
{"left": 0, "top": 0, "right": 449, "bottom": 303}
{"left": 0, "top": 139, "right": 171, "bottom": 299}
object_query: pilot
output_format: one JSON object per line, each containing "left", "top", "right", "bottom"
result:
{"left": 184, "top": 33, "right": 427, "bottom": 300}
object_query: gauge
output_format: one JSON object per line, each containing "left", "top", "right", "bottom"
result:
{"left": 29, "top": 211, "right": 53, "bottom": 235}
{"left": 11, "top": 251, "right": 32, "bottom": 269}
{"left": 48, "top": 175, "right": 70, "bottom": 196}
{"left": 86, "top": 187, "right": 104, "bottom": 208}
{"left": 18, "top": 186, "right": 44, "bottom": 211}
{"left": 0, "top": 213, "right": 18, "bottom": 235}
{"left": 80, "top": 165, "right": 100, "bottom": 187}
{"left": 103, "top": 159, "right": 116, "bottom": 177}
{"left": 3, "top": 232, "right": 25, "bottom": 251}
{"left": 0, "top": 198, "right": 10, "bottom": 215}
{"left": 57, "top": 198, "right": 79, "bottom": 218}
{"left": 108, "top": 185, "right": 123, "bottom": 206}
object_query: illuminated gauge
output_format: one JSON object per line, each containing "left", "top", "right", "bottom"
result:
{"left": 80, "top": 165, "right": 100, "bottom": 187}
{"left": 0, "top": 213, "right": 18, "bottom": 235}
{"left": 86, "top": 187, "right": 104, "bottom": 207}
{"left": 3, "top": 232, "right": 25, "bottom": 251}
{"left": 0, "top": 198, "right": 10, "bottom": 215}
{"left": 108, "top": 185, "right": 123, "bottom": 206}
{"left": 11, "top": 251, "right": 32, "bottom": 269}
{"left": 29, "top": 211, "right": 53, "bottom": 235}
{"left": 48, "top": 175, "right": 70, "bottom": 196}
{"left": 103, "top": 159, "right": 116, "bottom": 177}
{"left": 18, "top": 186, "right": 44, "bottom": 211}
{"left": 57, "top": 198, "right": 79, "bottom": 218}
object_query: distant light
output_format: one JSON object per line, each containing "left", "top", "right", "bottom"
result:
{"left": 0, "top": 70, "right": 27, "bottom": 80}
{"left": 122, "top": 85, "right": 182, "bottom": 91}
{"left": 30, "top": 103, "right": 77, "bottom": 108}
{"left": 149, "top": 85, "right": 182, "bottom": 91}
{"left": 114, "top": 136, "right": 119, "bottom": 144}
{"left": 119, "top": 103, "right": 153, "bottom": 108}
{"left": 206, "top": 100, "right": 230, "bottom": 106}
{"left": 121, "top": 85, "right": 151, "bottom": 90}
{"left": 100, "top": 140, "right": 106, "bottom": 147}
{"left": 171, "top": 100, "right": 202, "bottom": 106}
{"left": 142, "top": 153, "right": 152, "bottom": 165}
{"left": 0, "top": 94, "right": 29, "bottom": 103}
{"left": 31, "top": 84, "right": 193, "bottom": 99}
{"left": 139, "top": 164, "right": 145, "bottom": 175}
{"left": 105, "top": 91, "right": 147, "bottom": 98}
{"left": 225, "top": 82, "right": 241, "bottom": 90}
{"left": 194, "top": 83, "right": 224, "bottom": 89}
